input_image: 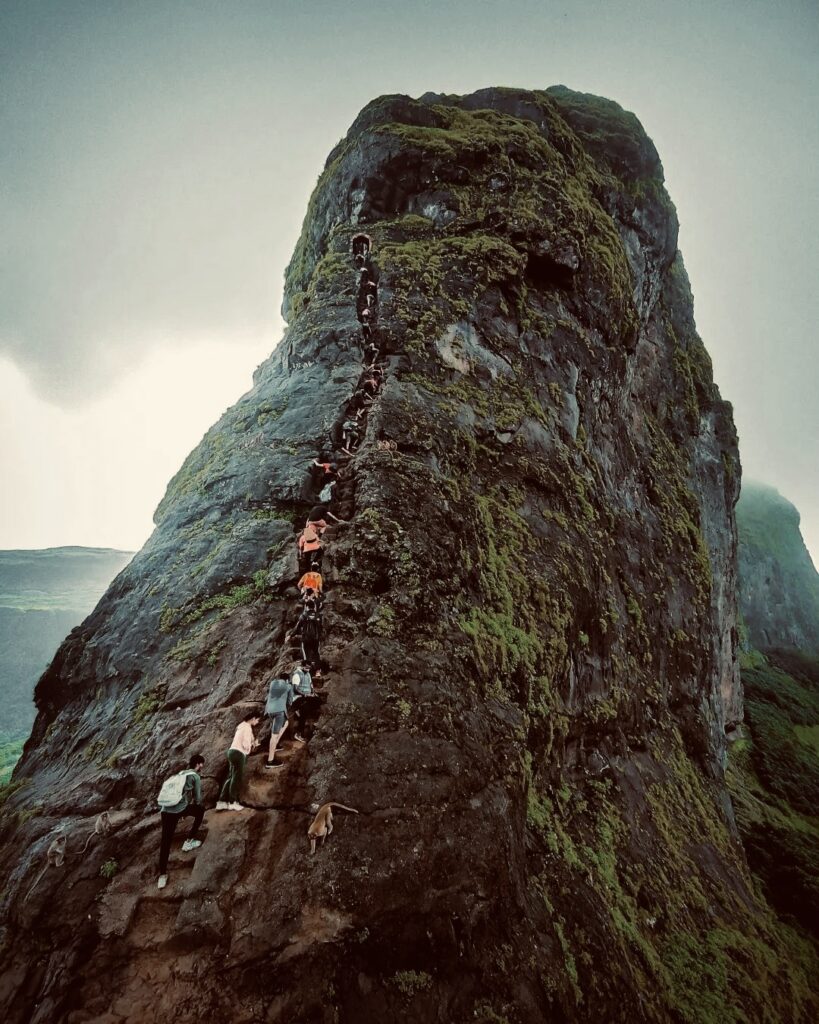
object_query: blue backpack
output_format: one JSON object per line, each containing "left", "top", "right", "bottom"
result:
{"left": 291, "top": 668, "right": 314, "bottom": 697}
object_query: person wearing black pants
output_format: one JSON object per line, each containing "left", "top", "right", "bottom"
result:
{"left": 157, "top": 753, "right": 206, "bottom": 889}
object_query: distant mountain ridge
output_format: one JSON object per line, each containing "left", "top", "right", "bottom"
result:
{"left": 0, "top": 547, "right": 133, "bottom": 756}
{"left": 737, "top": 482, "right": 819, "bottom": 653}
{"left": 0, "top": 546, "right": 133, "bottom": 612}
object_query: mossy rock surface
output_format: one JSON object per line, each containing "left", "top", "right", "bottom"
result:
{"left": 0, "top": 86, "right": 814, "bottom": 1024}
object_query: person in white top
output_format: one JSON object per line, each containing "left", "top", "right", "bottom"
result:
{"left": 216, "top": 712, "right": 261, "bottom": 811}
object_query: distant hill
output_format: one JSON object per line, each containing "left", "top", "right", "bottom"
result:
{"left": 736, "top": 482, "right": 819, "bottom": 653}
{"left": 729, "top": 485, "right": 819, "bottom": 946}
{"left": 0, "top": 547, "right": 134, "bottom": 612}
{"left": 0, "top": 547, "right": 132, "bottom": 776}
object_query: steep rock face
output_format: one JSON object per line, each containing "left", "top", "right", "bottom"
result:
{"left": 1, "top": 87, "right": 815, "bottom": 1024}
{"left": 737, "top": 481, "right": 819, "bottom": 653}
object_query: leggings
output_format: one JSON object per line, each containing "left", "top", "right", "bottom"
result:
{"left": 218, "top": 748, "right": 247, "bottom": 804}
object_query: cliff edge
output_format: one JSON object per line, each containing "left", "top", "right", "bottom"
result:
{"left": 1, "top": 87, "right": 815, "bottom": 1024}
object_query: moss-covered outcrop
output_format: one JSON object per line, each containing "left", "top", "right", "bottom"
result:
{"left": 727, "top": 648, "right": 819, "bottom": 943}
{"left": 0, "top": 87, "right": 814, "bottom": 1023}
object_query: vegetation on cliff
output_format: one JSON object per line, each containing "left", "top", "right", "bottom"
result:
{"left": 0, "top": 88, "right": 815, "bottom": 1024}
{"left": 728, "top": 649, "right": 819, "bottom": 940}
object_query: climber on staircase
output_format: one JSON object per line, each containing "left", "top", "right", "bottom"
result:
{"left": 352, "top": 234, "right": 371, "bottom": 260}
{"left": 341, "top": 412, "right": 364, "bottom": 454}
{"left": 156, "top": 752, "right": 206, "bottom": 890}
{"left": 294, "top": 600, "right": 322, "bottom": 666}
{"left": 297, "top": 523, "right": 323, "bottom": 573}
{"left": 264, "top": 674, "right": 294, "bottom": 769}
{"left": 359, "top": 372, "right": 381, "bottom": 398}
{"left": 307, "top": 503, "right": 347, "bottom": 530}
{"left": 290, "top": 661, "right": 320, "bottom": 741}
{"left": 297, "top": 566, "right": 323, "bottom": 597}
{"left": 362, "top": 340, "right": 380, "bottom": 367}
{"left": 311, "top": 455, "right": 337, "bottom": 487}
{"left": 216, "top": 712, "right": 261, "bottom": 811}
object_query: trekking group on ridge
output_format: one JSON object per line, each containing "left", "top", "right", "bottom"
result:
{"left": 155, "top": 233, "right": 383, "bottom": 889}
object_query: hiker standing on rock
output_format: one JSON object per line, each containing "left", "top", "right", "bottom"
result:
{"left": 290, "top": 662, "right": 319, "bottom": 741}
{"left": 307, "top": 504, "right": 347, "bottom": 530}
{"left": 216, "top": 713, "right": 260, "bottom": 811}
{"left": 297, "top": 523, "right": 323, "bottom": 573}
{"left": 363, "top": 340, "right": 379, "bottom": 367}
{"left": 295, "top": 600, "right": 322, "bottom": 666}
{"left": 297, "top": 567, "right": 323, "bottom": 596}
{"left": 264, "top": 675, "right": 294, "bottom": 770}
{"left": 156, "top": 753, "right": 206, "bottom": 889}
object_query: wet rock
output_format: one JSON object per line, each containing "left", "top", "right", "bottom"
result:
{"left": 0, "top": 86, "right": 813, "bottom": 1024}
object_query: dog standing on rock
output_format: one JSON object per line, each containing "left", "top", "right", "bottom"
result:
{"left": 307, "top": 803, "right": 358, "bottom": 854}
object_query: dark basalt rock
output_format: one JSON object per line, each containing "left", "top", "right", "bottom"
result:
{"left": 0, "top": 86, "right": 816, "bottom": 1024}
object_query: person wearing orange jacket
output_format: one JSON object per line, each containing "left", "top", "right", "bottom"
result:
{"left": 297, "top": 568, "right": 323, "bottom": 595}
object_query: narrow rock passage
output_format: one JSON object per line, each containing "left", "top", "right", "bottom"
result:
{"left": 238, "top": 231, "right": 387, "bottom": 810}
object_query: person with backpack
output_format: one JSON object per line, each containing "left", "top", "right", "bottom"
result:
{"left": 216, "top": 712, "right": 260, "bottom": 810}
{"left": 362, "top": 340, "right": 380, "bottom": 367}
{"left": 297, "top": 567, "right": 323, "bottom": 596}
{"left": 311, "top": 455, "right": 336, "bottom": 484}
{"left": 341, "top": 412, "right": 364, "bottom": 454}
{"left": 297, "top": 523, "right": 323, "bottom": 572}
{"left": 352, "top": 234, "right": 371, "bottom": 261}
{"left": 156, "top": 753, "right": 206, "bottom": 890}
{"left": 264, "top": 675, "right": 294, "bottom": 770}
{"left": 306, "top": 504, "right": 347, "bottom": 531}
{"left": 295, "top": 602, "right": 322, "bottom": 666}
{"left": 289, "top": 661, "right": 318, "bottom": 741}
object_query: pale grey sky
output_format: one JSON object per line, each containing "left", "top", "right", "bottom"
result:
{"left": 1, "top": 0, "right": 817, "bottom": 560}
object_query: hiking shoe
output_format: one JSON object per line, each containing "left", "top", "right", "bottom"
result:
{"left": 181, "top": 839, "right": 202, "bottom": 853}
{"left": 215, "top": 801, "right": 229, "bottom": 811}
{"left": 264, "top": 761, "right": 285, "bottom": 770}
{"left": 157, "top": 875, "right": 168, "bottom": 889}
{"left": 228, "top": 802, "right": 248, "bottom": 811}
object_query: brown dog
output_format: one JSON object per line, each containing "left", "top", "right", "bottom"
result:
{"left": 307, "top": 803, "right": 358, "bottom": 854}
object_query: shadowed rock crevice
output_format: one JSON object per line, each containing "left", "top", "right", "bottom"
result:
{"left": 0, "top": 86, "right": 816, "bottom": 1024}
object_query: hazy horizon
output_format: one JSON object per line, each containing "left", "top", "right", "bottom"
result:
{"left": 1, "top": 0, "right": 817, "bottom": 561}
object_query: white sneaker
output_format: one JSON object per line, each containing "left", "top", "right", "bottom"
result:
{"left": 228, "top": 802, "right": 248, "bottom": 811}
{"left": 181, "top": 839, "right": 202, "bottom": 852}
{"left": 157, "top": 874, "right": 168, "bottom": 889}
{"left": 215, "top": 801, "right": 229, "bottom": 811}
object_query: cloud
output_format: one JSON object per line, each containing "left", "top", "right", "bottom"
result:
{"left": 0, "top": 91, "right": 296, "bottom": 403}
{"left": 0, "top": 1, "right": 340, "bottom": 405}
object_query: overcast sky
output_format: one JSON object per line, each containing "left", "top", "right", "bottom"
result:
{"left": 1, "top": 0, "right": 817, "bottom": 563}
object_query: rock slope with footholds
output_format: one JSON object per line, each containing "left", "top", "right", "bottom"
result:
{"left": 0, "top": 87, "right": 816, "bottom": 1024}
